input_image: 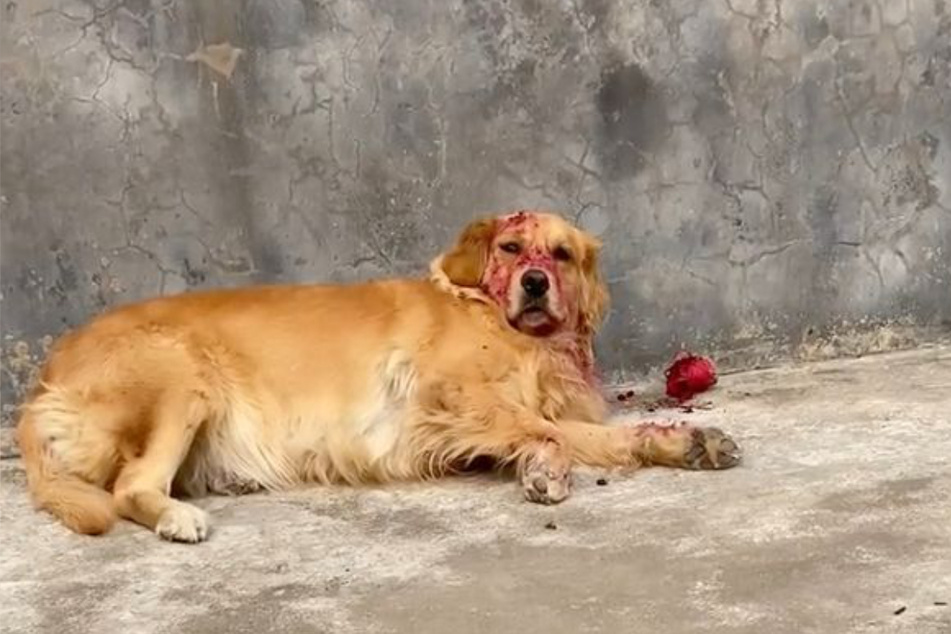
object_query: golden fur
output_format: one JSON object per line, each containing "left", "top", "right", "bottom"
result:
{"left": 16, "top": 211, "right": 740, "bottom": 542}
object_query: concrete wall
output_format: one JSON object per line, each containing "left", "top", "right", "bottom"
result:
{"left": 3, "top": 0, "right": 950, "bottom": 426}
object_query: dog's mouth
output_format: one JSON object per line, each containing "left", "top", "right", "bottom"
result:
{"left": 512, "top": 303, "right": 559, "bottom": 337}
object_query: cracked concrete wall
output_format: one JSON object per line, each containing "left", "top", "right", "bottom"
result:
{"left": 2, "top": 0, "right": 950, "bottom": 427}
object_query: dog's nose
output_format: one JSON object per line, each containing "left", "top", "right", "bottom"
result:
{"left": 521, "top": 269, "right": 550, "bottom": 298}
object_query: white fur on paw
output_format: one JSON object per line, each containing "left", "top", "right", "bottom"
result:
{"left": 155, "top": 502, "right": 210, "bottom": 543}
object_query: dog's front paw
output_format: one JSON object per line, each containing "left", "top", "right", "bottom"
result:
{"left": 683, "top": 426, "right": 742, "bottom": 470}
{"left": 520, "top": 441, "right": 572, "bottom": 505}
{"left": 155, "top": 501, "right": 210, "bottom": 543}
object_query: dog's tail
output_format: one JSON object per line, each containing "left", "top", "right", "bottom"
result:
{"left": 16, "top": 405, "right": 117, "bottom": 536}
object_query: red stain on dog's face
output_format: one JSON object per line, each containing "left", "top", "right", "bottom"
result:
{"left": 441, "top": 211, "right": 608, "bottom": 338}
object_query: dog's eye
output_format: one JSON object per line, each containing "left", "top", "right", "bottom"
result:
{"left": 500, "top": 242, "right": 521, "bottom": 254}
{"left": 553, "top": 246, "right": 572, "bottom": 262}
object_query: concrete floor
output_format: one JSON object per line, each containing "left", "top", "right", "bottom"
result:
{"left": 1, "top": 346, "right": 950, "bottom": 634}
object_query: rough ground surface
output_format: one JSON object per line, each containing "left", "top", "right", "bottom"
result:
{"left": 2, "top": 346, "right": 950, "bottom": 634}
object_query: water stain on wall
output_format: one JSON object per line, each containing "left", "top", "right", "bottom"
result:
{"left": 595, "top": 63, "right": 669, "bottom": 180}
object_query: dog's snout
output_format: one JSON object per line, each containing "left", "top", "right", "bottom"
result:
{"left": 521, "top": 269, "right": 550, "bottom": 298}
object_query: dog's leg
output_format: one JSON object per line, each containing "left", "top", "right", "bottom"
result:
{"left": 412, "top": 406, "right": 573, "bottom": 505}
{"left": 556, "top": 420, "right": 742, "bottom": 471}
{"left": 113, "top": 389, "right": 211, "bottom": 543}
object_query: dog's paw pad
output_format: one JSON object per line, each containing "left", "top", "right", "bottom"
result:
{"left": 684, "top": 427, "right": 742, "bottom": 470}
{"left": 521, "top": 449, "right": 572, "bottom": 505}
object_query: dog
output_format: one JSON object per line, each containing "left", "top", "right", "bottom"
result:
{"left": 16, "top": 210, "right": 741, "bottom": 542}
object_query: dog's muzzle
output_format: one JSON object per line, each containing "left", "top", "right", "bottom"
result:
{"left": 520, "top": 269, "right": 550, "bottom": 299}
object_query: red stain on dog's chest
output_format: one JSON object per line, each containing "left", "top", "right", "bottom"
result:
{"left": 545, "top": 333, "right": 600, "bottom": 389}
{"left": 563, "top": 338, "right": 600, "bottom": 387}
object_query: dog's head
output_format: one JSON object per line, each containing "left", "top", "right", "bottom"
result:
{"left": 437, "top": 210, "right": 608, "bottom": 338}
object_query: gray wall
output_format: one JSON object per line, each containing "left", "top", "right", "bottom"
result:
{"left": 3, "top": 0, "right": 951, "bottom": 425}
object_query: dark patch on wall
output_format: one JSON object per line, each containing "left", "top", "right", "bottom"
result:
{"left": 807, "top": 185, "right": 841, "bottom": 253}
{"left": 802, "top": 13, "right": 830, "bottom": 48}
{"left": 804, "top": 183, "right": 847, "bottom": 322}
{"left": 580, "top": 0, "right": 611, "bottom": 30}
{"left": 595, "top": 63, "right": 668, "bottom": 180}
{"left": 245, "top": 0, "right": 306, "bottom": 50}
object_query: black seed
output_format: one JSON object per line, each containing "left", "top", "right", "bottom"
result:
{"left": 596, "top": 478, "right": 608, "bottom": 486}
{"left": 893, "top": 606, "right": 906, "bottom": 616}
{"left": 544, "top": 521, "right": 557, "bottom": 530}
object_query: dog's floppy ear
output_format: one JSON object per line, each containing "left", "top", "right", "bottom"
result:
{"left": 578, "top": 233, "right": 609, "bottom": 334}
{"left": 440, "top": 216, "right": 497, "bottom": 287}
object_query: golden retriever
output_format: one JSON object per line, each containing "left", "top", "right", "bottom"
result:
{"left": 16, "top": 210, "right": 740, "bottom": 542}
